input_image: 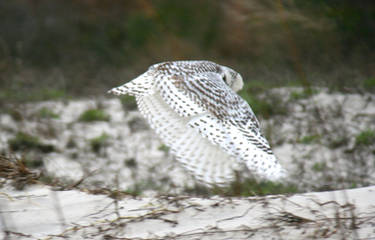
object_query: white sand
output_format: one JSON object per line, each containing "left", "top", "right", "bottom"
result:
{"left": 1, "top": 185, "right": 374, "bottom": 239}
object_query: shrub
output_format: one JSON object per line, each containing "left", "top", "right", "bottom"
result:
{"left": 217, "top": 179, "right": 299, "bottom": 197}
{"left": 364, "top": 77, "right": 375, "bottom": 90}
{"left": 124, "top": 158, "right": 137, "bottom": 168}
{"left": 90, "top": 133, "right": 109, "bottom": 153}
{"left": 120, "top": 95, "right": 137, "bottom": 110}
{"left": 78, "top": 109, "right": 110, "bottom": 122}
{"left": 355, "top": 130, "right": 375, "bottom": 146}
{"left": 8, "top": 132, "right": 55, "bottom": 153}
{"left": 312, "top": 162, "right": 327, "bottom": 172}
{"left": 158, "top": 144, "right": 170, "bottom": 153}
{"left": 290, "top": 88, "right": 318, "bottom": 101}
{"left": 298, "top": 135, "right": 320, "bottom": 144}
{"left": 38, "top": 107, "right": 59, "bottom": 119}
{"left": 184, "top": 178, "right": 299, "bottom": 197}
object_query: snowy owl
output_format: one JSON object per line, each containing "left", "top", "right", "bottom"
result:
{"left": 109, "top": 60, "right": 286, "bottom": 186}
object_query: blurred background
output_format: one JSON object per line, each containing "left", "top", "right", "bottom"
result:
{"left": 0, "top": 0, "right": 374, "bottom": 103}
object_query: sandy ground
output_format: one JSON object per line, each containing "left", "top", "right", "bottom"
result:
{"left": 0, "top": 185, "right": 374, "bottom": 239}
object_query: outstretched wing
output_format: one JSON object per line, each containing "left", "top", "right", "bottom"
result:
{"left": 108, "top": 72, "right": 156, "bottom": 96}
{"left": 136, "top": 90, "right": 241, "bottom": 186}
{"left": 157, "top": 72, "right": 286, "bottom": 180}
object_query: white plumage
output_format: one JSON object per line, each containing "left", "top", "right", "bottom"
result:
{"left": 109, "top": 60, "right": 286, "bottom": 186}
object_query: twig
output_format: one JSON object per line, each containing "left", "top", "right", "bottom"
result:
{"left": 50, "top": 191, "right": 67, "bottom": 231}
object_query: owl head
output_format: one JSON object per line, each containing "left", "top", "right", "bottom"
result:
{"left": 220, "top": 66, "right": 243, "bottom": 92}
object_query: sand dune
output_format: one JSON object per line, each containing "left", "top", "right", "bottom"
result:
{"left": 1, "top": 185, "right": 374, "bottom": 239}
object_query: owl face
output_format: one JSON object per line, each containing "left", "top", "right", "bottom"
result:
{"left": 221, "top": 66, "right": 243, "bottom": 93}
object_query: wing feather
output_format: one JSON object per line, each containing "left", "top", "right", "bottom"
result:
{"left": 136, "top": 92, "right": 239, "bottom": 186}
{"left": 108, "top": 72, "right": 155, "bottom": 96}
{"left": 157, "top": 72, "right": 286, "bottom": 180}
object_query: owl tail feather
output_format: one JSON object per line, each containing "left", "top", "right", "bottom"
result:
{"left": 108, "top": 73, "right": 154, "bottom": 96}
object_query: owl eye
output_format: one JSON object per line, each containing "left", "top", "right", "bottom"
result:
{"left": 222, "top": 75, "right": 227, "bottom": 83}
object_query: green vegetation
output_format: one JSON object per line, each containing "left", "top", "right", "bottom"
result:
{"left": 290, "top": 88, "right": 318, "bottom": 101}
{"left": 8, "top": 132, "right": 55, "bottom": 153}
{"left": 66, "top": 138, "right": 77, "bottom": 149}
{"left": 298, "top": 135, "right": 320, "bottom": 144}
{"left": 8, "top": 109, "right": 23, "bottom": 122}
{"left": 0, "top": 88, "right": 68, "bottom": 104}
{"left": 38, "top": 107, "right": 60, "bottom": 119}
{"left": 38, "top": 174, "right": 56, "bottom": 186}
{"left": 127, "top": 116, "right": 149, "bottom": 132}
{"left": 328, "top": 137, "right": 349, "bottom": 149}
{"left": 240, "top": 91, "right": 287, "bottom": 119}
{"left": 239, "top": 82, "right": 289, "bottom": 119}
{"left": 37, "top": 89, "right": 67, "bottom": 101}
{"left": 124, "top": 158, "right": 137, "bottom": 168}
{"left": 120, "top": 95, "right": 137, "bottom": 110}
{"left": 364, "top": 78, "right": 375, "bottom": 90}
{"left": 22, "top": 156, "right": 44, "bottom": 169}
{"left": 355, "top": 130, "right": 375, "bottom": 146}
{"left": 158, "top": 144, "right": 170, "bottom": 153}
{"left": 184, "top": 179, "right": 299, "bottom": 197}
{"left": 121, "top": 187, "right": 143, "bottom": 197}
{"left": 312, "top": 162, "right": 327, "bottom": 172}
{"left": 218, "top": 179, "right": 299, "bottom": 197}
{"left": 120, "top": 178, "right": 169, "bottom": 197}
{"left": 90, "top": 133, "right": 109, "bottom": 153}
{"left": 240, "top": 80, "right": 275, "bottom": 94}
{"left": 242, "top": 95, "right": 274, "bottom": 119}
{"left": 79, "top": 109, "right": 110, "bottom": 122}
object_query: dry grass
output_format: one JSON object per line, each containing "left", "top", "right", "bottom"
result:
{"left": 0, "top": 155, "right": 40, "bottom": 190}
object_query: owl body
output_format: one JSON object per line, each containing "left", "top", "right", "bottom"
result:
{"left": 109, "top": 61, "right": 286, "bottom": 186}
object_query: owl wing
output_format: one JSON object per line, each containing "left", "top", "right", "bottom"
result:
{"left": 157, "top": 72, "right": 286, "bottom": 180}
{"left": 136, "top": 88, "right": 241, "bottom": 186}
{"left": 108, "top": 72, "right": 156, "bottom": 96}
